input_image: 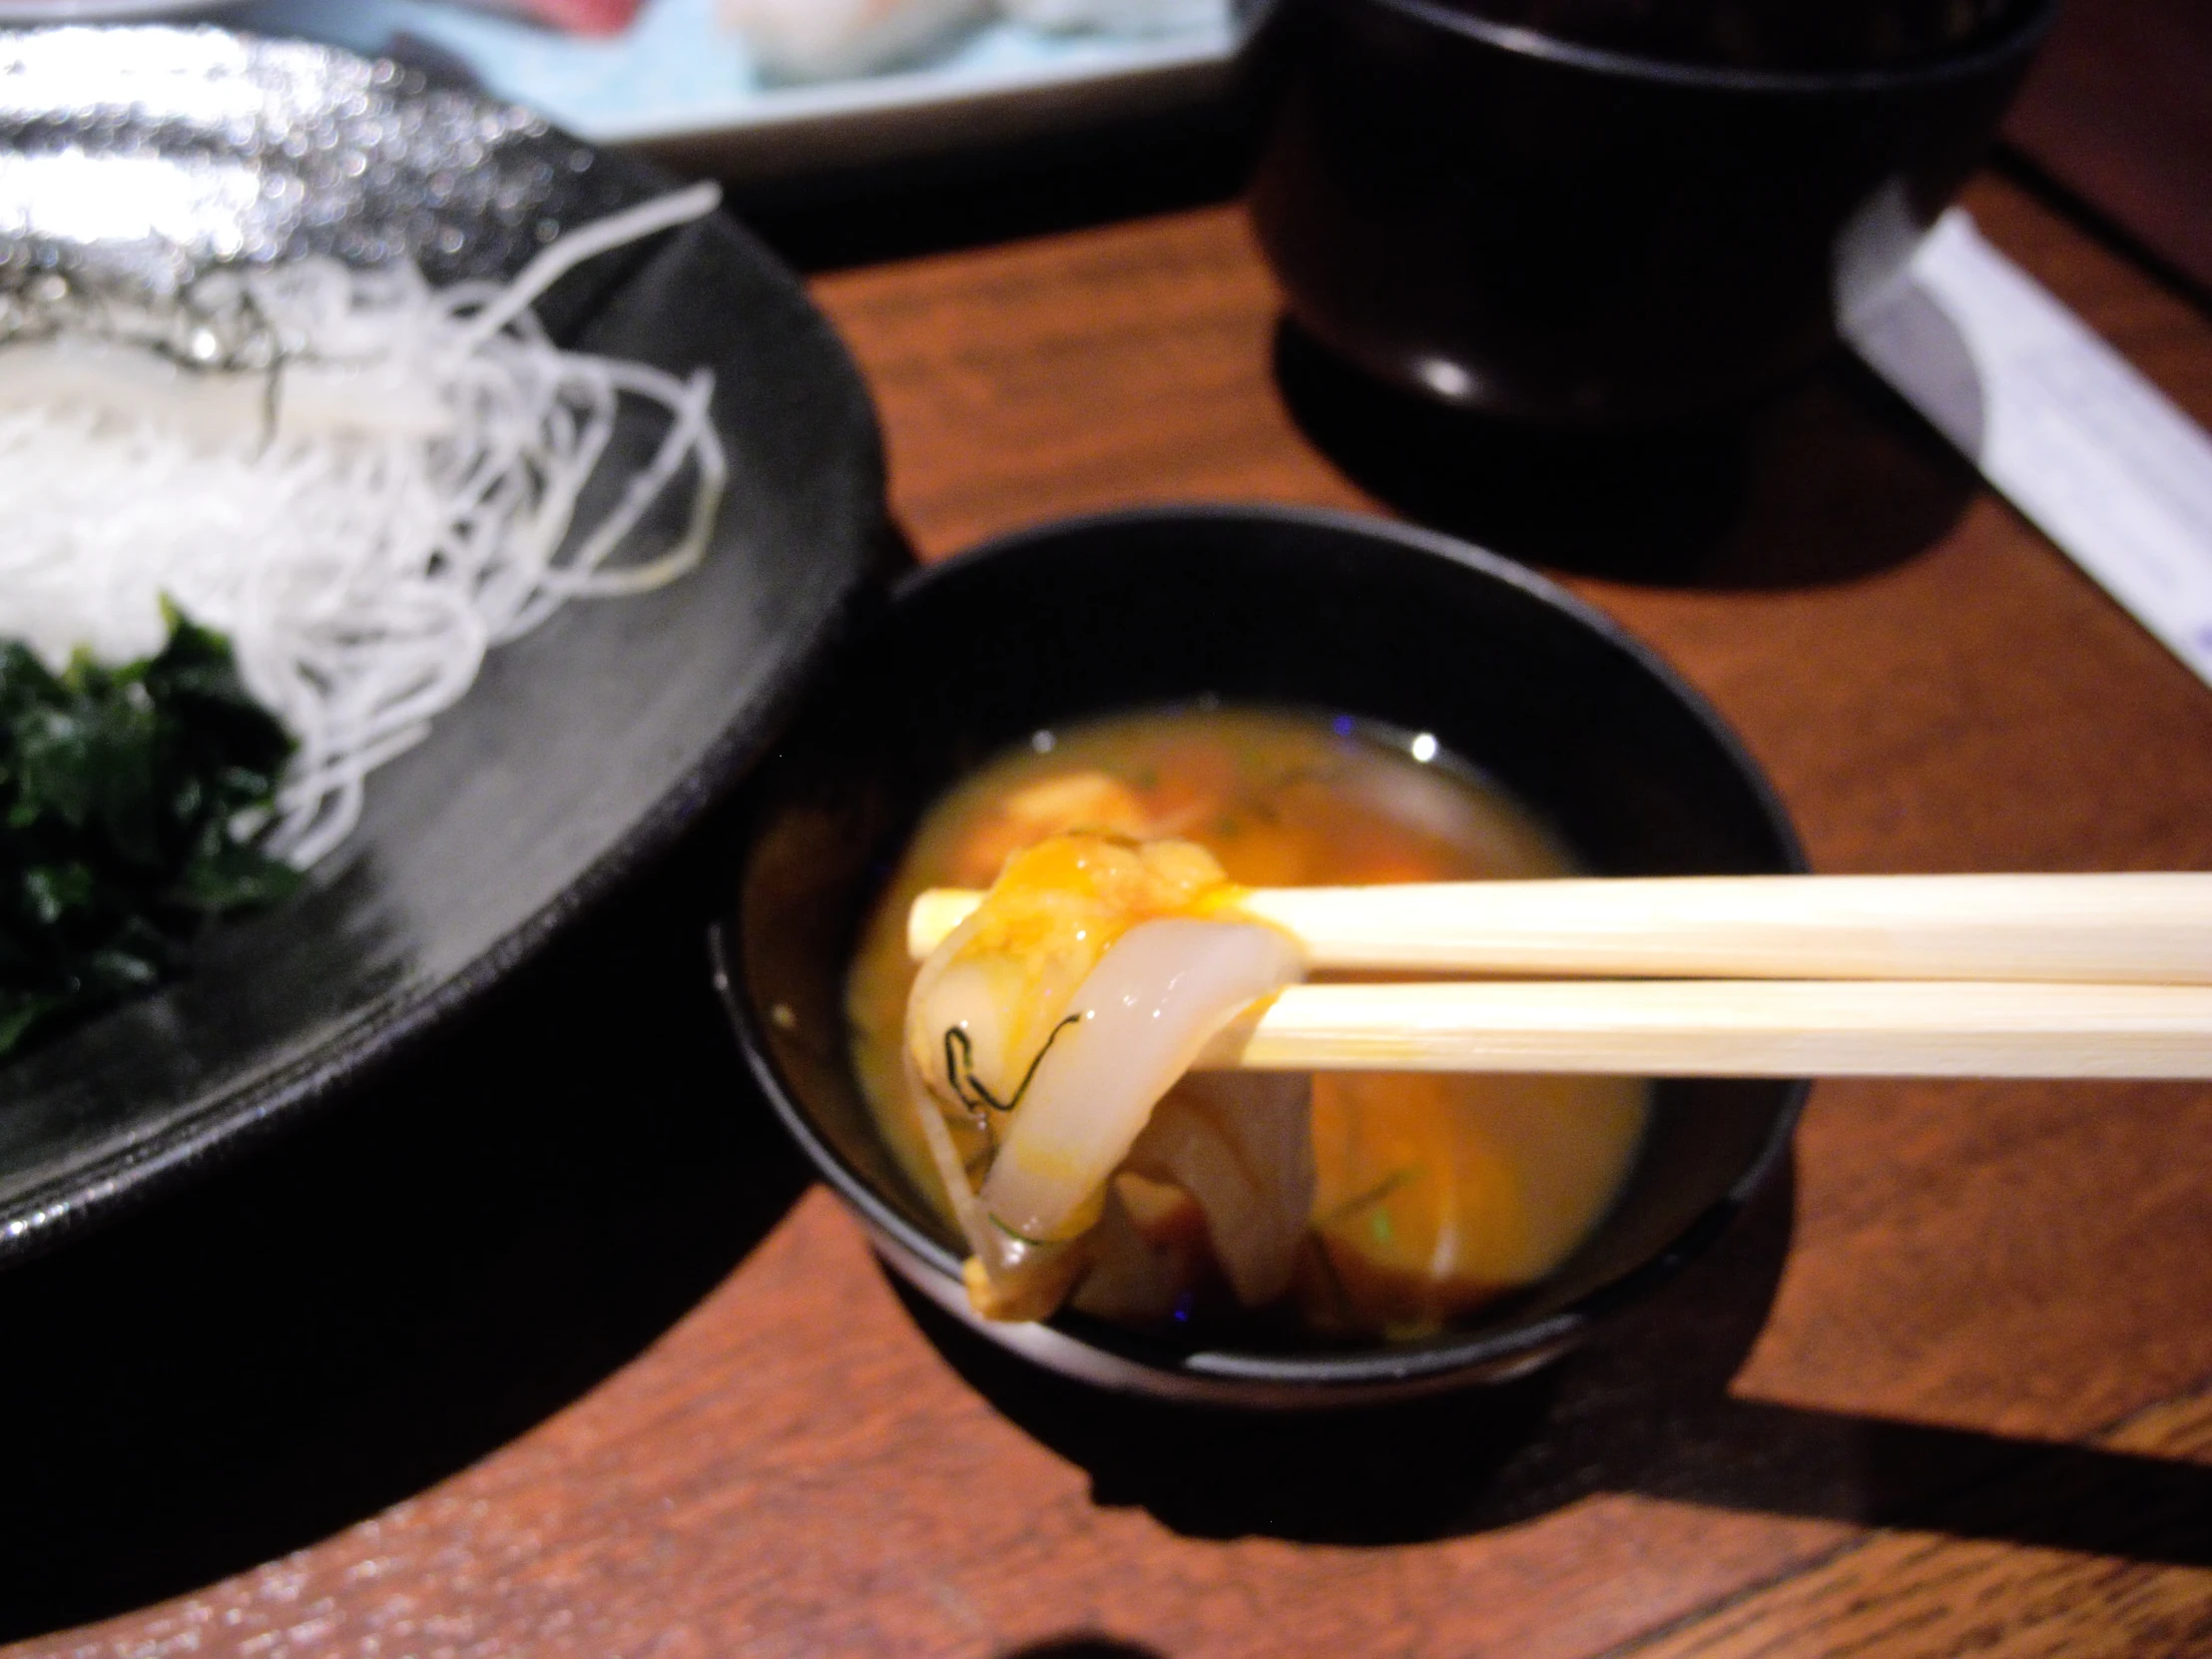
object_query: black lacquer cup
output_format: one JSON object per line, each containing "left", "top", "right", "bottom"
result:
{"left": 714, "top": 507, "right": 1807, "bottom": 1406}
{"left": 1247, "top": 0, "right": 2056, "bottom": 425}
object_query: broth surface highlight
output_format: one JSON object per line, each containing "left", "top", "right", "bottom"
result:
{"left": 846, "top": 707, "right": 1649, "bottom": 1341}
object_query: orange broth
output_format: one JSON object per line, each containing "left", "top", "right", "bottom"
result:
{"left": 845, "top": 707, "right": 1649, "bottom": 1340}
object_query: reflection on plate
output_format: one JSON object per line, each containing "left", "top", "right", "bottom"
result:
{"left": 226, "top": 0, "right": 1244, "bottom": 174}
{"left": 0, "top": 26, "right": 884, "bottom": 1261}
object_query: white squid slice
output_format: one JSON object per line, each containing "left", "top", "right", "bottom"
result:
{"left": 0, "top": 339, "right": 454, "bottom": 449}
{"left": 979, "top": 918, "right": 1303, "bottom": 1244}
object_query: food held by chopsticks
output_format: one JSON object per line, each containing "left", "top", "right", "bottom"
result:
{"left": 0, "top": 185, "right": 728, "bottom": 1057}
{"left": 904, "top": 832, "right": 1310, "bottom": 1322}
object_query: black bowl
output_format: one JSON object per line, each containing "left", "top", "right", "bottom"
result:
{"left": 0, "top": 28, "right": 884, "bottom": 1262}
{"left": 1248, "top": 0, "right": 2055, "bottom": 425}
{"left": 713, "top": 506, "right": 1806, "bottom": 1405}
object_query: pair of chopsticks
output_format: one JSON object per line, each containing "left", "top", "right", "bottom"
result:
{"left": 905, "top": 873, "right": 2212, "bottom": 1079}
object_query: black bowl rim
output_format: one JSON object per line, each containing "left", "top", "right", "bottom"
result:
{"left": 1337, "top": 0, "right": 2058, "bottom": 95}
{"left": 719, "top": 501, "right": 1810, "bottom": 1395}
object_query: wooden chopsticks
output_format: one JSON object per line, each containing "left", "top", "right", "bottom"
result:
{"left": 906, "top": 873, "right": 2212, "bottom": 1080}
{"left": 909, "top": 872, "right": 2212, "bottom": 984}
{"left": 1189, "top": 980, "right": 2212, "bottom": 1078}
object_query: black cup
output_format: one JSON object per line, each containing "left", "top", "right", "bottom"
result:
{"left": 714, "top": 506, "right": 1807, "bottom": 1406}
{"left": 1248, "top": 0, "right": 2056, "bottom": 425}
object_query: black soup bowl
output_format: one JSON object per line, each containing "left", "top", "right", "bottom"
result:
{"left": 715, "top": 506, "right": 1806, "bottom": 1406}
{"left": 1248, "top": 0, "right": 2056, "bottom": 425}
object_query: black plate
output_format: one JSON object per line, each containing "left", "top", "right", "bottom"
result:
{"left": 0, "top": 26, "right": 885, "bottom": 1259}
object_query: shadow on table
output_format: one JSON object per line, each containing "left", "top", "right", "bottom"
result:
{"left": 707, "top": 94, "right": 1258, "bottom": 277}
{"left": 909, "top": 1161, "right": 2212, "bottom": 1565}
{"left": 1273, "top": 321, "right": 1982, "bottom": 592}
{"left": 0, "top": 834, "right": 810, "bottom": 1642}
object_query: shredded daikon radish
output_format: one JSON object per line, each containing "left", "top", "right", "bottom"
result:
{"left": 0, "top": 182, "right": 729, "bottom": 868}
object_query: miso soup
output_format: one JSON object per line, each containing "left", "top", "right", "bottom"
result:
{"left": 845, "top": 706, "right": 1649, "bottom": 1342}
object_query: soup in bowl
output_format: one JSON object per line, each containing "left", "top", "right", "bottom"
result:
{"left": 715, "top": 505, "right": 1804, "bottom": 1405}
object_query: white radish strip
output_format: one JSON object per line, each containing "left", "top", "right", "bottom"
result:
{"left": 455, "top": 182, "right": 722, "bottom": 351}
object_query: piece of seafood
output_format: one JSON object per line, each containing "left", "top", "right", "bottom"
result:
{"left": 719, "top": 0, "right": 990, "bottom": 79}
{"left": 903, "top": 833, "right": 1309, "bottom": 1322}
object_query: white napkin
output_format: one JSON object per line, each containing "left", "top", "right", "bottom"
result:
{"left": 1848, "top": 210, "right": 2212, "bottom": 690}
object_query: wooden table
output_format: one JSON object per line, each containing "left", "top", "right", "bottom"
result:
{"left": 2003, "top": 0, "right": 2212, "bottom": 301}
{"left": 5, "top": 171, "right": 2210, "bottom": 1658}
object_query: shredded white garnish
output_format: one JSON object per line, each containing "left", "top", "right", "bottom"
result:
{"left": 0, "top": 182, "right": 729, "bottom": 868}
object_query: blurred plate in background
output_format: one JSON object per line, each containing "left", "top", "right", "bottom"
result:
{"left": 225, "top": 0, "right": 1246, "bottom": 180}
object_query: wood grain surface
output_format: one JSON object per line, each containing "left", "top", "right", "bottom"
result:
{"left": 1619, "top": 1382, "right": 2212, "bottom": 1659}
{"left": 2004, "top": 0, "right": 2212, "bottom": 299}
{"left": 6, "top": 172, "right": 2212, "bottom": 1658}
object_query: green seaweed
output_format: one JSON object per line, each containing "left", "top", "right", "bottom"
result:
{"left": 0, "top": 605, "right": 298, "bottom": 1058}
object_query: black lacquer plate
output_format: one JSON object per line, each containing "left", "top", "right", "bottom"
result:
{"left": 0, "top": 27, "right": 885, "bottom": 1260}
